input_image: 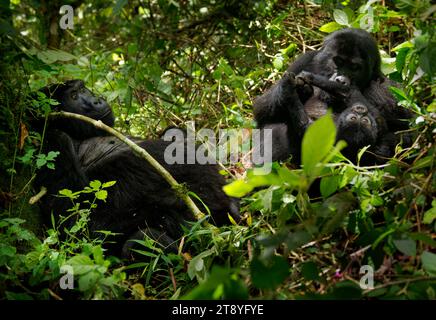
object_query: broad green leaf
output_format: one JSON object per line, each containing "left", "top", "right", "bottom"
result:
{"left": 223, "top": 180, "right": 254, "bottom": 197}
{"left": 95, "top": 190, "right": 108, "bottom": 201}
{"left": 421, "top": 251, "right": 436, "bottom": 276}
{"left": 273, "top": 55, "right": 284, "bottom": 70}
{"left": 333, "top": 9, "right": 349, "bottom": 26}
{"left": 36, "top": 157, "right": 46, "bottom": 168}
{"left": 393, "top": 239, "right": 416, "bottom": 257}
{"left": 89, "top": 180, "right": 102, "bottom": 190}
{"left": 78, "top": 271, "right": 99, "bottom": 292}
{"left": 423, "top": 201, "right": 436, "bottom": 224}
{"left": 320, "top": 175, "right": 340, "bottom": 198}
{"left": 302, "top": 113, "right": 336, "bottom": 175}
{"left": 319, "top": 22, "right": 342, "bottom": 33}
{"left": 37, "top": 49, "right": 77, "bottom": 64}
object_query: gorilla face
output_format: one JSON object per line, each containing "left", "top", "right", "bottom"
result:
{"left": 336, "top": 103, "right": 379, "bottom": 152}
{"left": 43, "top": 80, "right": 115, "bottom": 139}
{"left": 315, "top": 28, "right": 381, "bottom": 90}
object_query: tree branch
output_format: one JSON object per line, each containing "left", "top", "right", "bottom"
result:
{"left": 48, "top": 111, "right": 205, "bottom": 221}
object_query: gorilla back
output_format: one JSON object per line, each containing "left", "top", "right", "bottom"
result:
{"left": 34, "top": 80, "right": 240, "bottom": 257}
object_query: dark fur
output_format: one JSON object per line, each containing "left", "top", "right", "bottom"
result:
{"left": 35, "top": 80, "right": 240, "bottom": 258}
{"left": 253, "top": 28, "right": 413, "bottom": 163}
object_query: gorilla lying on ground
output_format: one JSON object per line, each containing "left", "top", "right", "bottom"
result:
{"left": 34, "top": 80, "right": 240, "bottom": 258}
{"left": 253, "top": 28, "right": 413, "bottom": 163}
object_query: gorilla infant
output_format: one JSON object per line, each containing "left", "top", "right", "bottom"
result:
{"left": 253, "top": 28, "right": 413, "bottom": 164}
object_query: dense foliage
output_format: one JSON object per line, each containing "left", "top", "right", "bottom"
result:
{"left": 0, "top": 0, "right": 435, "bottom": 300}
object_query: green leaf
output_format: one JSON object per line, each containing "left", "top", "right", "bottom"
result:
{"left": 0, "top": 244, "right": 17, "bottom": 257}
{"left": 102, "top": 181, "right": 117, "bottom": 188}
{"left": 423, "top": 201, "right": 436, "bottom": 224}
{"left": 421, "top": 251, "right": 436, "bottom": 276}
{"left": 320, "top": 175, "right": 340, "bottom": 198}
{"left": 250, "top": 256, "right": 289, "bottom": 290}
{"left": 37, "top": 49, "right": 77, "bottom": 64}
{"left": 78, "top": 271, "right": 99, "bottom": 292}
{"left": 273, "top": 55, "right": 284, "bottom": 70}
{"left": 59, "top": 189, "right": 75, "bottom": 199}
{"left": 393, "top": 239, "right": 416, "bottom": 257}
{"left": 36, "top": 157, "right": 46, "bottom": 168}
{"left": 223, "top": 180, "right": 255, "bottom": 197}
{"left": 319, "top": 22, "right": 342, "bottom": 33}
{"left": 46, "top": 151, "right": 59, "bottom": 161}
{"left": 301, "top": 113, "right": 336, "bottom": 175}
{"left": 89, "top": 180, "right": 102, "bottom": 190}
{"left": 333, "top": 9, "right": 349, "bottom": 26}
{"left": 95, "top": 190, "right": 108, "bottom": 201}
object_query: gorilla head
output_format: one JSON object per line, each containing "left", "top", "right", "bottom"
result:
{"left": 335, "top": 101, "right": 387, "bottom": 160}
{"left": 41, "top": 80, "right": 115, "bottom": 139}
{"left": 314, "top": 28, "right": 382, "bottom": 90}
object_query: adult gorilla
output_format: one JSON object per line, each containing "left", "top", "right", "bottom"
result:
{"left": 253, "top": 28, "right": 413, "bottom": 163}
{"left": 34, "top": 80, "right": 240, "bottom": 257}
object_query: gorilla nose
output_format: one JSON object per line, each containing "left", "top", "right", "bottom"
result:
{"left": 93, "top": 98, "right": 102, "bottom": 105}
{"left": 351, "top": 104, "right": 367, "bottom": 115}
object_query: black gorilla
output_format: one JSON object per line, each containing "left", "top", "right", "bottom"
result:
{"left": 34, "top": 80, "right": 240, "bottom": 257}
{"left": 253, "top": 28, "right": 413, "bottom": 163}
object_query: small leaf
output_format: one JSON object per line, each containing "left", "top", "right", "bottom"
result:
{"left": 273, "top": 55, "right": 284, "bottom": 70}
{"left": 393, "top": 239, "right": 416, "bottom": 257}
{"left": 333, "top": 9, "right": 349, "bottom": 26}
{"left": 36, "top": 157, "right": 46, "bottom": 168}
{"left": 320, "top": 175, "right": 340, "bottom": 198}
{"left": 421, "top": 251, "right": 436, "bottom": 276}
{"left": 319, "top": 22, "right": 343, "bottom": 33}
{"left": 102, "top": 181, "right": 117, "bottom": 188}
{"left": 223, "top": 180, "right": 254, "bottom": 198}
{"left": 95, "top": 190, "right": 108, "bottom": 201}
{"left": 59, "top": 189, "right": 74, "bottom": 198}
{"left": 89, "top": 180, "right": 102, "bottom": 190}
{"left": 423, "top": 202, "right": 436, "bottom": 224}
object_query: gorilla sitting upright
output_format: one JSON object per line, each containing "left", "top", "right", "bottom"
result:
{"left": 34, "top": 80, "right": 240, "bottom": 258}
{"left": 253, "top": 28, "right": 413, "bottom": 164}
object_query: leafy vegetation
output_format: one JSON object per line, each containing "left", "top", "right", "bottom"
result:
{"left": 0, "top": 0, "right": 435, "bottom": 300}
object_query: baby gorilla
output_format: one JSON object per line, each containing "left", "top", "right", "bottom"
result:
{"left": 253, "top": 28, "right": 413, "bottom": 163}
{"left": 34, "top": 80, "right": 240, "bottom": 258}
{"left": 297, "top": 71, "right": 398, "bottom": 163}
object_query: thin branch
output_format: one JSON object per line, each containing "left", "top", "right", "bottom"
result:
{"left": 29, "top": 186, "right": 47, "bottom": 204}
{"left": 48, "top": 111, "right": 205, "bottom": 222}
